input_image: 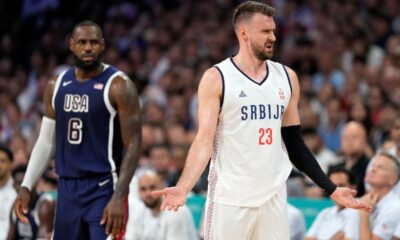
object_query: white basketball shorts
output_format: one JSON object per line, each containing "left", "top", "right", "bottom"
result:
{"left": 204, "top": 185, "right": 290, "bottom": 240}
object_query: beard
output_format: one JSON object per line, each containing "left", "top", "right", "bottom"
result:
{"left": 73, "top": 54, "right": 102, "bottom": 71}
{"left": 250, "top": 41, "right": 272, "bottom": 61}
{"left": 144, "top": 198, "right": 161, "bottom": 209}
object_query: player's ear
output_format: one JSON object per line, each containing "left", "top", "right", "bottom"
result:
{"left": 100, "top": 38, "right": 105, "bottom": 51}
{"left": 239, "top": 26, "right": 248, "bottom": 42}
{"left": 69, "top": 38, "right": 74, "bottom": 52}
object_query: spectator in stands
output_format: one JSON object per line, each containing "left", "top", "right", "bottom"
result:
{"left": 318, "top": 97, "right": 345, "bottom": 153}
{"left": 301, "top": 127, "right": 341, "bottom": 173}
{"left": 371, "top": 102, "right": 398, "bottom": 151}
{"left": 382, "top": 114, "right": 400, "bottom": 159}
{"left": 149, "top": 143, "right": 175, "bottom": 187}
{"left": 367, "top": 86, "right": 386, "bottom": 126}
{"left": 0, "top": 144, "right": 17, "bottom": 240}
{"left": 287, "top": 203, "right": 306, "bottom": 240}
{"left": 329, "top": 121, "right": 370, "bottom": 196}
{"left": 7, "top": 165, "right": 55, "bottom": 239}
{"left": 169, "top": 144, "right": 208, "bottom": 195}
{"left": 166, "top": 123, "right": 189, "bottom": 147}
{"left": 305, "top": 167, "right": 357, "bottom": 240}
{"left": 125, "top": 170, "right": 197, "bottom": 240}
{"left": 346, "top": 152, "right": 400, "bottom": 240}
{"left": 301, "top": 127, "right": 341, "bottom": 197}
{"left": 312, "top": 51, "right": 345, "bottom": 93}
{"left": 348, "top": 98, "right": 373, "bottom": 137}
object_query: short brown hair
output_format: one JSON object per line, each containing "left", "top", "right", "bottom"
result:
{"left": 232, "top": 1, "right": 276, "bottom": 28}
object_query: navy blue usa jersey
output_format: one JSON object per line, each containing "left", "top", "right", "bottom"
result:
{"left": 52, "top": 64, "right": 123, "bottom": 178}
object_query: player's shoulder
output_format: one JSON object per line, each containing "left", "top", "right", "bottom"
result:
{"left": 197, "top": 65, "right": 222, "bottom": 86}
{"left": 103, "top": 64, "right": 131, "bottom": 83}
{"left": 267, "top": 60, "right": 295, "bottom": 75}
{"left": 204, "top": 66, "right": 222, "bottom": 79}
{"left": 47, "top": 65, "right": 73, "bottom": 85}
{"left": 271, "top": 61, "right": 298, "bottom": 88}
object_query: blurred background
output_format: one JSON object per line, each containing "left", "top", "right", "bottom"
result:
{"left": 1, "top": 0, "right": 400, "bottom": 239}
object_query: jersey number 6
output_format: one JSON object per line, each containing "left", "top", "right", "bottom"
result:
{"left": 68, "top": 118, "right": 83, "bottom": 144}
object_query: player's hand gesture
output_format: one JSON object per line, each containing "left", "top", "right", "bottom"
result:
{"left": 151, "top": 186, "right": 186, "bottom": 212}
{"left": 330, "top": 187, "right": 372, "bottom": 212}
{"left": 101, "top": 196, "right": 125, "bottom": 238}
{"left": 14, "top": 186, "right": 31, "bottom": 224}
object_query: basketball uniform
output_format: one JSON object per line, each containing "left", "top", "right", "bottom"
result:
{"left": 52, "top": 64, "right": 125, "bottom": 240}
{"left": 204, "top": 58, "right": 293, "bottom": 240}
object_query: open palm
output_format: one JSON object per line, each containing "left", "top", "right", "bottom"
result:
{"left": 330, "top": 187, "right": 372, "bottom": 212}
{"left": 151, "top": 186, "right": 187, "bottom": 211}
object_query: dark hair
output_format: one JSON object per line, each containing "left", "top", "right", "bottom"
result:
{"left": 72, "top": 20, "right": 103, "bottom": 38}
{"left": 327, "top": 166, "right": 355, "bottom": 185}
{"left": 232, "top": 1, "right": 276, "bottom": 28}
{"left": 0, "top": 143, "right": 13, "bottom": 162}
{"left": 12, "top": 164, "right": 27, "bottom": 178}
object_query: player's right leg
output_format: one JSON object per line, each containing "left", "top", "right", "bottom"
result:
{"left": 204, "top": 200, "right": 258, "bottom": 240}
{"left": 53, "top": 178, "right": 89, "bottom": 240}
{"left": 251, "top": 185, "right": 290, "bottom": 240}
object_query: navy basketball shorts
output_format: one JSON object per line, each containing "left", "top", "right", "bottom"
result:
{"left": 53, "top": 175, "right": 114, "bottom": 240}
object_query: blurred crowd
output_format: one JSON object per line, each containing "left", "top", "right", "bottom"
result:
{"left": 1, "top": 0, "right": 400, "bottom": 239}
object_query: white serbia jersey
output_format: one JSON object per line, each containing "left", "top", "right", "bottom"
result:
{"left": 209, "top": 58, "right": 293, "bottom": 207}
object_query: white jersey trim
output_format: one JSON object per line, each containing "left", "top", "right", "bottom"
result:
{"left": 104, "top": 71, "right": 121, "bottom": 189}
{"left": 51, "top": 69, "right": 68, "bottom": 111}
{"left": 281, "top": 64, "right": 292, "bottom": 94}
{"left": 214, "top": 66, "right": 225, "bottom": 111}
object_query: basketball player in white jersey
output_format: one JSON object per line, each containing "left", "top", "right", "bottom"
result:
{"left": 152, "top": 1, "right": 372, "bottom": 239}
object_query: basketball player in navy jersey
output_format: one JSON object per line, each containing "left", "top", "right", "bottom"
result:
{"left": 13, "top": 21, "right": 142, "bottom": 240}
{"left": 152, "top": 2, "right": 371, "bottom": 240}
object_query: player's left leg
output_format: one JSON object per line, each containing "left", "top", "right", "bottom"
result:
{"left": 83, "top": 175, "right": 116, "bottom": 240}
{"left": 251, "top": 185, "right": 290, "bottom": 240}
{"left": 85, "top": 195, "right": 110, "bottom": 240}
{"left": 85, "top": 195, "right": 127, "bottom": 240}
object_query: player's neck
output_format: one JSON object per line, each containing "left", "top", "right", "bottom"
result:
{"left": 232, "top": 52, "right": 267, "bottom": 82}
{"left": 75, "top": 64, "right": 104, "bottom": 82}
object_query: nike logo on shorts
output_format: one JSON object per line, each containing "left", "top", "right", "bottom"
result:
{"left": 98, "top": 179, "right": 110, "bottom": 187}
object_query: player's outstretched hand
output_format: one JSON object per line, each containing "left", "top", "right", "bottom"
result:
{"left": 330, "top": 187, "right": 372, "bottom": 213}
{"left": 100, "top": 196, "right": 125, "bottom": 239}
{"left": 151, "top": 186, "right": 186, "bottom": 212}
{"left": 14, "top": 186, "right": 31, "bottom": 224}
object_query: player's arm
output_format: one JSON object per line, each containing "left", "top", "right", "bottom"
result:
{"left": 281, "top": 66, "right": 371, "bottom": 212}
{"left": 101, "top": 74, "right": 142, "bottom": 237}
{"left": 38, "top": 199, "right": 56, "bottom": 238}
{"left": 281, "top": 66, "right": 336, "bottom": 195}
{"left": 176, "top": 67, "right": 221, "bottom": 194}
{"left": 152, "top": 67, "right": 222, "bottom": 211}
{"left": 14, "top": 75, "right": 57, "bottom": 223}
